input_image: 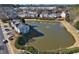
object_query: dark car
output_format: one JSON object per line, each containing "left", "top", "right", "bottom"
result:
{"left": 7, "top": 32, "right": 14, "bottom": 37}
{"left": 8, "top": 36, "right": 14, "bottom": 41}
{"left": 5, "top": 28, "right": 10, "bottom": 31}
{"left": 3, "top": 40, "right": 8, "bottom": 44}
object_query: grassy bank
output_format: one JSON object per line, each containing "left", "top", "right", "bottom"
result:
{"left": 39, "top": 47, "right": 79, "bottom": 54}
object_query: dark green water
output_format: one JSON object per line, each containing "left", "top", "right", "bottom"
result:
{"left": 26, "top": 21, "right": 75, "bottom": 51}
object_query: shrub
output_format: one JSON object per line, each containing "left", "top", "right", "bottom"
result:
{"left": 39, "top": 47, "right": 79, "bottom": 54}
{"left": 75, "top": 21, "right": 79, "bottom": 30}
{"left": 15, "top": 41, "right": 25, "bottom": 50}
{"left": 61, "top": 47, "right": 79, "bottom": 54}
{"left": 15, "top": 36, "right": 27, "bottom": 50}
{"left": 25, "top": 46, "right": 38, "bottom": 54}
{"left": 17, "top": 36, "right": 28, "bottom": 45}
{"left": 21, "top": 18, "right": 25, "bottom": 23}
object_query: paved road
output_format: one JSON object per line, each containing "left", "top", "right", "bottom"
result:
{"left": 0, "top": 27, "right": 9, "bottom": 54}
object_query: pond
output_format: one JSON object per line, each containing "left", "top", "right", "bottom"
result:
{"left": 26, "top": 21, "right": 75, "bottom": 52}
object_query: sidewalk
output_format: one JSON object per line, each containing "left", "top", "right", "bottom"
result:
{"left": 60, "top": 20, "right": 79, "bottom": 48}
{"left": 0, "top": 20, "right": 14, "bottom": 54}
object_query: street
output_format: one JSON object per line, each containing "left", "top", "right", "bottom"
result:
{"left": 0, "top": 27, "right": 9, "bottom": 54}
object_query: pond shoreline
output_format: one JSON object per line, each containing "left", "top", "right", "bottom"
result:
{"left": 60, "top": 20, "right": 79, "bottom": 49}
{"left": 25, "top": 19, "right": 76, "bottom": 51}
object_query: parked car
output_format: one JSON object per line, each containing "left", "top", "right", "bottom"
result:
{"left": 4, "top": 25, "right": 8, "bottom": 28}
{"left": 3, "top": 40, "right": 8, "bottom": 44}
{"left": 7, "top": 32, "right": 14, "bottom": 37}
{"left": 7, "top": 32, "right": 14, "bottom": 41}
{"left": 5, "top": 28, "right": 10, "bottom": 32}
{"left": 8, "top": 37, "right": 14, "bottom": 41}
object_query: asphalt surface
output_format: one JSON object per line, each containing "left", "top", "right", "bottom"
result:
{"left": 0, "top": 27, "right": 9, "bottom": 54}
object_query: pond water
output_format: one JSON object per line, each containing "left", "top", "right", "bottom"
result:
{"left": 26, "top": 21, "right": 75, "bottom": 52}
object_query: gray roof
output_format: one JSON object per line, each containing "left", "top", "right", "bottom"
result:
{"left": 17, "top": 24, "right": 30, "bottom": 34}
{"left": 0, "top": 7, "right": 18, "bottom": 19}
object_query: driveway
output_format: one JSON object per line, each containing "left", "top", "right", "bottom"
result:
{"left": 0, "top": 27, "right": 9, "bottom": 54}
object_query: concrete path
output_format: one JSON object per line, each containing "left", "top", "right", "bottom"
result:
{"left": 60, "top": 20, "right": 79, "bottom": 48}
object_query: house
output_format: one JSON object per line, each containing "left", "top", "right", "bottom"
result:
{"left": 17, "top": 23, "right": 30, "bottom": 34}
{"left": 17, "top": 7, "right": 66, "bottom": 20}
{"left": 26, "top": 11, "right": 38, "bottom": 18}
{"left": 39, "top": 11, "right": 49, "bottom": 18}
{"left": 61, "top": 11, "right": 66, "bottom": 18}
{"left": 18, "top": 13, "right": 26, "bottom": 18}
{"left": 48, "top": 13, "right": 57, "bottom": 18}
{"left": 10, "top": 19, "right": 30, "bottom": 34}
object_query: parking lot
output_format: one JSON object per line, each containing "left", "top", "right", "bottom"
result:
{"left": 0, "top": 27, "right": 9, "bottom": 54}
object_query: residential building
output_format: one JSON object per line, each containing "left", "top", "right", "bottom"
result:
{"left": 10, "top": 19, "right": 30, "bottom": 34}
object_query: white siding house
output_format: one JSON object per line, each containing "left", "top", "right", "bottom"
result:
{"left": 10, "top": 20, "right": 20, "bottom": 33}
{"left": 61, "top": 11, "right": 66, "bottom": 18}
{"left": 10, "top": 19, "right": 30, "bottom": 34}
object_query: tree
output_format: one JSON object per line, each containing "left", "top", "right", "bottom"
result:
{"left": 15, "top": 36, "right": 29, "bottom": 50}
{"left": 21, "top": 18, "right": 25, "bottom": 23}
{"left": 16, "top": 36, "right": 29, "bottom": 45}
{"left": 25, "top": 46, "right": 38, "bottom": 54}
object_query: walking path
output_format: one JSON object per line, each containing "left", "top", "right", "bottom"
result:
{"left": 60, "top": 20, "right": 79, "bottom": 48}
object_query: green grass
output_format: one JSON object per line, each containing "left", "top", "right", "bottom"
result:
{"left": 75, "top": 21, "right": 79, "bottom": 30}
{"left": 39, "top": 47, "right": 79, "bottom": 54}
{"left": 25, "top": 46, "right": 39, "bottom": 54}
{"left": 15, "top": 35, "right": 79, "bottom": 54}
